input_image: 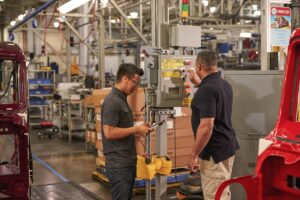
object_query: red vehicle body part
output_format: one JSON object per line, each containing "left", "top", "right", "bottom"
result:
{"left": 215, "top": 29, "right": 300, "bottom": 200}
{"left": 0, "top": 42, "right": 29, "bottom": 199}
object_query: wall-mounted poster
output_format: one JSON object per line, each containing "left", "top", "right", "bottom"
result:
{"left": 270, "top": 6, "right": 291, "bottom": 47}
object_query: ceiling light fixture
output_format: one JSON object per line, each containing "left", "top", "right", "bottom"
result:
{"left": 10, "top": 21, "right": 16, "bottom": 26}
{"left": 58, "top": 0, "right": 92, "bottom": 14}
{"left": 252, "top": 4, "right": 258, "bottom": 10}
{"left": 18, "top": 14, "right": 24, "bottom": 21}
{"left": 100, "top": 0, "right": 108, "bottom": 7}
{"left": 129, "top": 11, "right": 138, "bottom": 19}
{"left": 209, "top": 6, "right": 216, "bottom": 13}
{"left": 240, "top": 32, "right": 252, "bottom": 38}
{"left": 201, "top": 0, "right": 209, "bottom": 7}
{"left": 53, "top": 21, "right": 60, "bottom": 28}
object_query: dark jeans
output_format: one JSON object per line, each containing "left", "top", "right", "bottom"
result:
{"left": 106, "top": 166, "right": 136, "bottom": 200}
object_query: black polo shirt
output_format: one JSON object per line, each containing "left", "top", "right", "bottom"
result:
{"left": 101, "top": 87, "right": 136, "bottom": 168}
{"left": 191, "top": 71, "right": 239, "bottom": 163}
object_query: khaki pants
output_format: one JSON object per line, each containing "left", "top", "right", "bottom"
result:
{"left": 200, "top": 156, "right": 235, "bottom": 200}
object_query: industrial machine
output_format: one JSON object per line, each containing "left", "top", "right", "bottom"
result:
{"left": 215, "top": 28, "right": 300, "bottom": 200}
{"left": 141, "top": 46, "right": 196, "bottom": 107}
{"left": 0, "top": 42, "right": 30, "bottom": 199}
{"left": 140, "top": 46, "right": 198, "bottom": 200}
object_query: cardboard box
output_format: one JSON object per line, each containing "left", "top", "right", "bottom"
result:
{"left": 96, "top": 119, "right": 101, "bottom": 132}
{"left": 167, "top": 116, "right": 191, "bottom": 130}
{"left": 167, "top": 147, "right": 193, "bottom": 168}
{"left": 181, "top": 107, "right": 192, "bottom": 116}
{"left": 135, "top": 128, "right": 194, "bottom": 155}
{"left": 85, "top": 130, "right": 91, "bottom": 142}
{"left": 90, "top": 131, "right": 97, "bottom": 143}
{"left": 96, "top": 156, "right": 106, "bottom": 166}
{"left": 96, "top": 139, "right": 103, "bottom": 150}
{"left": 83, "top": 95, "right": 94, "bottom": 106}
{"left": 95, "top": 106, "right": 101, "bottom": 114}
{"left": 93, "top": 88, "right": 112, "bottom": 96}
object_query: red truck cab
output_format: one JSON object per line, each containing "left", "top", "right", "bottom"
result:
{"left": 0, "top": 42, "right": 30, "bottom": 199}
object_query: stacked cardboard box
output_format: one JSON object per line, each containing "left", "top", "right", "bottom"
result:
{"left": 84, "top": 88, "right": 111, "bottom": 146}
{"left": 91, "top": 88, "right": 195, "bottom": 170}
{"left": 135, "top": 109, "right": 194, "bottom": 168}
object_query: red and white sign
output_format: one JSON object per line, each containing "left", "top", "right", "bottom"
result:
{"left": 271, "top": 7, "right": 291, "bottom": 16}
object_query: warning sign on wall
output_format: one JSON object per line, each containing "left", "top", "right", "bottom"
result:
{"left": 270, "top": 6, "right": 291, "bottom": 47}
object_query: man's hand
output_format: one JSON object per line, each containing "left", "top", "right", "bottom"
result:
{"left": 187, "top": 155, "right": 199, "bottom": 173}
{"left": 135, "top": 122, "right": 154, "bottom": 136}
{"left": 187, "top": 69, "right": 201, "bottom": 86}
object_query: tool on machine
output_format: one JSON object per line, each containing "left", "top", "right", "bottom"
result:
{"left": 150, "top": 120, "right": 165, "bottom": 129}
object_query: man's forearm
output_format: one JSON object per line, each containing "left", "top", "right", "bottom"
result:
{"left": 191, "top": 123, "right": 213, "bottom": 158}
{"left": 103, "top": 125, "right": 137, "bottom": 139}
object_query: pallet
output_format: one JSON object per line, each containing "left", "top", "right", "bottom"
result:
{"left": 92, "top": 166, "right": 191, "bottom": 192}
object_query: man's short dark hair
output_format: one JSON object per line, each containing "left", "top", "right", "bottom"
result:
{"left": 116, "top": 63, "right": 144, "bottom": 82}
{"left": 196, "top": 51, "right": 218, "bottom": 70}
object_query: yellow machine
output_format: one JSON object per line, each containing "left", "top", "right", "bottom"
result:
{"left": 136, "top": 155, "right": 172, "bottom": 180}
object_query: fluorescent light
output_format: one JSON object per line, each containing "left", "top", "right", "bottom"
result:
{"left": 252, "top": 4, "right": 258, "bottom": 10}
{"left": 100, "top": 0, "right": 108, "bottom": 7}
{"left": 210, "top": 6, "right": 216, "bottom": 13}
{"left": 202, "top": 0, "right": 208, "bottom": 7}
{"left": 58, "top": 0, "right": 92, "bottom": 14}
{"left": 18, "top": 14, "right": 24, "bottom": 21}
{"left": 10, "top": 21, "right": 16, "bottom": 26}
{"left": 130, "top": 11, "right": 138, "bottom": 19}
{"left": 240, "top": 32, "right": 252, "bottom": 38}
{"left": 53, "top": 21, "right": 60, "bottom": 28}
{"left": 0, "top": 0, "right": 4, "bottom": 2}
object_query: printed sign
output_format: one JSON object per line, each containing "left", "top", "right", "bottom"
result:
{"left": 270, "top": 7, "right": 291, "bottom": 47}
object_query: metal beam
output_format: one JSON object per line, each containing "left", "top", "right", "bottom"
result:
{"left": 98, "top": 10, "right": 105, "bottom": 88}
{"left": 109, "top": 0, "right": 148, "bottom": 44}
{"left": 38, "top": 13, "right": 94, "bottom": 18}
{"left": 63, "top": 19, "right": 98, "bottom": 57}
{"left": 121, "top": 0, "right": 150, "bottom": 11}
{"left": 170, "top": 16, "right": 226, "bottom": 23}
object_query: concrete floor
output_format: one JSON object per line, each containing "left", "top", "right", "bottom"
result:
{"left": 30, "top": 132, "right": 180, "bottom": 199}
{"left": 31, "top": 131, "right": 111, "bottom": 200}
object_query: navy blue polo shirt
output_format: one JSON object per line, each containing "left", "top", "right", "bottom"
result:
{"left": 101, "top": 87, "right": 136, "bottom": 168}
{"left": 191, "top": 71, "right": 239, "bottom": 163}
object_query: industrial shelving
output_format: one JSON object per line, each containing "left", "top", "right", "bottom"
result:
{"left": 28, "top": 63, "right": 55, "bottom": 128}
{"left": 54, "top": 100, "right": 85, "bottom": 143}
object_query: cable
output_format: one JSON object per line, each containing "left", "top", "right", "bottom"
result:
{"left": 42, "top": 2, "right": 59, "bottom": 55}
{"left": 137, "top": 135, "right": 146, "bottom": 150}
{"left": 172, "top": 115, "right": 177, "bottom": 179}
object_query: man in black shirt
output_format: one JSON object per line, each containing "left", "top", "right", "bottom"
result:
{"left": 187, "top": 51, "right": 239, "bottom": 200}
{"left": 101, "top": 63, "right": 153, "bottom": 200}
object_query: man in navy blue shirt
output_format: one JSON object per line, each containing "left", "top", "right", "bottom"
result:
{"left": 187, "top": 51, "right": 239, "bottom": 200}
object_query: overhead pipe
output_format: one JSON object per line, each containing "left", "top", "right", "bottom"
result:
{"left": 8, "top": 0, "right": 58, "bottom": 32}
